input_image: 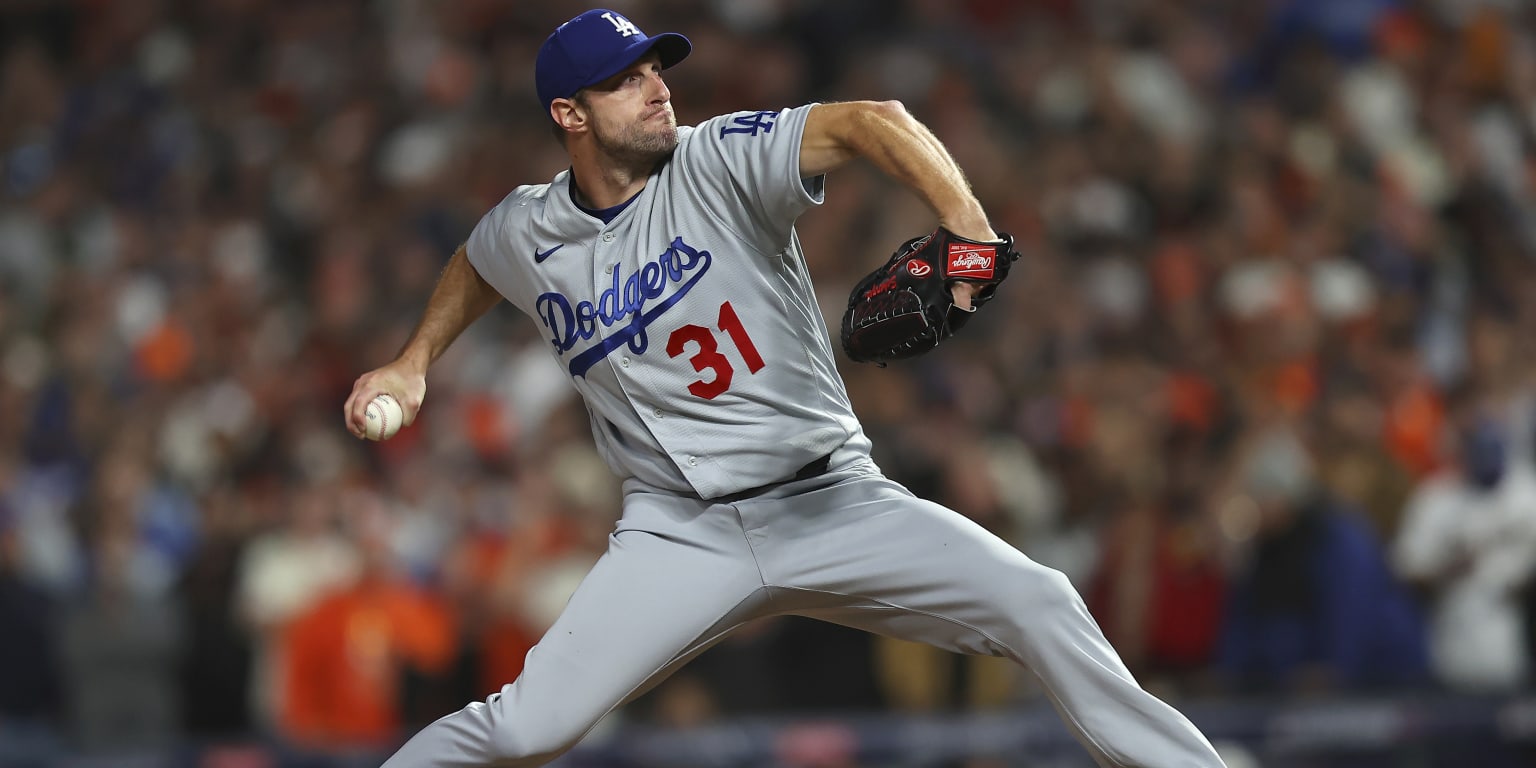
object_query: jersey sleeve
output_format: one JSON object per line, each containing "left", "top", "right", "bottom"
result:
{"left": 680, "top": 104, "right": 825, "bottom": 251}
{"left": 465, "top": 188, "right": 534, "bottom": 310}
{"left": 466, "top": 192, "right": 515, "bottom": 288}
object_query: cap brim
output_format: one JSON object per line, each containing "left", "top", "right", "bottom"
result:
{"left": 584, "top": 32, "right": 692, "bottom": 92}
{"left": 649, "top": 33, "right": 691, "bottom": 70}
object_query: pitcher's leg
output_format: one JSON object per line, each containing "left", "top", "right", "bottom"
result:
{"left": 383, "top": 494, "right": 767, "bottom": 768}
{"left": 747, "top": 475, "right": 1224, "bottom": 768}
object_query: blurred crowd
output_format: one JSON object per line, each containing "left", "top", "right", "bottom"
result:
{"left": 3, "top": 0, "right": 1536, "bottom": 765}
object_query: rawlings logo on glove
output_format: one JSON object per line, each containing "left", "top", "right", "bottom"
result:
{"left": 947, "top": 246, "right": 995, "bottom": 278}
{"left": 840, "top": 227, "right": 1020, "bottom": 364}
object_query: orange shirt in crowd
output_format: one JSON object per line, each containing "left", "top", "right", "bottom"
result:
{"left": 279, "top": 579, "right": 457, "bottom": 749}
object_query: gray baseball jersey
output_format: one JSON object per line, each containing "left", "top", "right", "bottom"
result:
{"left": 381, "top": 105, "right": 1226, "bottom": 768}
{"left": 466, "top": 105, "right": 858, "bottom": 500}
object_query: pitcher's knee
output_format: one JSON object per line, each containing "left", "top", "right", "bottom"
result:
{"left": 1019, "top": 562, "right": 1081, "bottom": 602}
{"left": 1013, "top": 563, "right": 1084, "bottom": 614}
{"left": 485, "top": 700, "right": 589, "bottom": 765}
{"left": 487, "top": 725, "right": 578, "bottom": 766}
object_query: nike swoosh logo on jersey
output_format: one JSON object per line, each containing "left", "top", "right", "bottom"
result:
{"left": 534, "top": 244, "right": 564, "bottom": 263}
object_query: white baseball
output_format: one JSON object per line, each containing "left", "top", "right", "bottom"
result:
{"left": 364, "top": 394, "right": 404, "bottom": 441}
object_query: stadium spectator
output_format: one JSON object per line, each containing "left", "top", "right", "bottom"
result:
{"left": 57, "top": 514, "right": 187, "bottom": 761}
{"left": 1215, "top": 424, "right": 1429, "bottom": 693}
{"left": 276, "top": 493, "right": 456, "bottom": 759}
{"left": 1393, "top": 388, "right": 1536, "bottom": 693}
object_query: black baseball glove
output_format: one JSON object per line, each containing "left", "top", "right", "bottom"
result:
{"left": 840, "top": 227, "right": 1020, "bottom": 364}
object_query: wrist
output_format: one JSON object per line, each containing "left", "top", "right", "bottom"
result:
{"left": 396, "top": 345, "right": 434, "bottom": 376}
{"left": 938, "top": 213, "right": 997, "bottom": 243}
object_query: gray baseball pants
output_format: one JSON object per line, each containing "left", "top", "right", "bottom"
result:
{"left": 380, "top": 450, "right": 1225, "bottom": 768}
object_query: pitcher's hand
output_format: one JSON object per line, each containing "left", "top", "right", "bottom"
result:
{"left": 345, "top": 361, "right": 427, "bottom": 439}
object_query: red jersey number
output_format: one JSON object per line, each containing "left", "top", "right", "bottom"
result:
{"left": 665, "top": 301, "right": 766, "bottom": 400}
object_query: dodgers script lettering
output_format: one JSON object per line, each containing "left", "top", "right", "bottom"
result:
{"left": 536, "top": 237, "right": 713, "bottom": 377}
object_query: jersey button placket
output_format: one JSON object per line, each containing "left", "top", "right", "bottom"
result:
{"left": 592, "top": 228, "right": 619, "bottom": 367}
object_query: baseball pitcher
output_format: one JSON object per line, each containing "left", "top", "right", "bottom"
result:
{"left": 345, "top": 8, "right": 1225, "bottom": 768}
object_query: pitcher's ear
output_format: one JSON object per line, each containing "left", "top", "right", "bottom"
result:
{"left": 551, "top": 97, "right": 588, "bottom": 136}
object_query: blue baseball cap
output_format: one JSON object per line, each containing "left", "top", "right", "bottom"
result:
{"left": 536, "top": 9, "right": 691, "bottom": 116}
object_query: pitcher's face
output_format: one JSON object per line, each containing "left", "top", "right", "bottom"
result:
{"left": 581, "top": 52, "right": 677, "bottom": 164}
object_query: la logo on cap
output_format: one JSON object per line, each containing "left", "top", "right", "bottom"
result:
{"left": 602, "top": 11, "right": 640, "bottom": 37}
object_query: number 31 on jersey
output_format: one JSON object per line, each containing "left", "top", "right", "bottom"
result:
{"left": 665, "top": 301, "right": 764, "bottom": 399}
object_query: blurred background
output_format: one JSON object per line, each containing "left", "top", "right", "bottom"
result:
{"left": 3, "top": 0, "right": 1536, "bottom": 766}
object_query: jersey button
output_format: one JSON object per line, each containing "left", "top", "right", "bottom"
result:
{"left": 687, "top": 456, "right": 698, "bottom": 467}
{"left": 620, "top": 356, "right": 630, "bottom": 367}
{"left": 652, "top": 407, "right": 663, "bottom": 418}
{"left": 602, "top": 232, "right": 615, "bottom": 242}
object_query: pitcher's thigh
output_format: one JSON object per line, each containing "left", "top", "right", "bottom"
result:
{"left": 755, "top": 476, "right": 1099, "bottom": 662}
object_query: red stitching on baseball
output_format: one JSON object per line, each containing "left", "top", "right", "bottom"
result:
{"left": 371, "top": 395, "right": 393, "bottom": 440}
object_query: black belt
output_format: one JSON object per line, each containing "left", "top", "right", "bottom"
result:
{"left": 708, "top": 453, "right": 832, "bottom": 504}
